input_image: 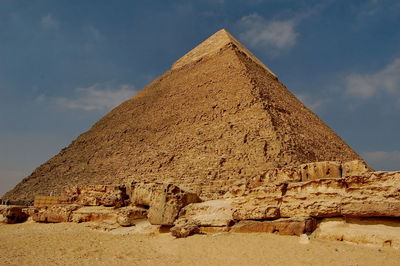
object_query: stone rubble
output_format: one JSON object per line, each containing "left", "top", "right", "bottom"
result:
{"left": 3, "top": 161, "right": 400, "bottom": 248}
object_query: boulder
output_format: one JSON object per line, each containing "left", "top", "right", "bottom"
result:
{"left": 116, "top": 206, "right": 148, "bottom": 226}
{"left": 32, "top": 204, "right": 80, "bottom": 223}
{"left": 299, "top": 161, "right": 341, "bottom": 181}
{"left": 230, "top": 217, "right": 317, "bottom": 236}
{"left": 63, "top": 185, "right": 127, "bottom": 207}
{"left": 0, "top": 206, "right": 29, "bottom": 224}
{"left": 126, "top": 181, "right": 201, "bottom": 226}
{"left": 170, "top": 218, "right": 199, "bottom": 238}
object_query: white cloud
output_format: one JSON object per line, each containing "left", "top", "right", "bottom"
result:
{"left": 361, "top": 151, "right": 400, "bottom": 171}
{"left": 54, "top": 84, "right": 136, "bottom": 111}
{"left": 295, "top": 93, "right": 327, "bottom": 111}
{"left": 41, "top": 14, "right": 59, "bottom": 30}
{"left": 237, "top": 14, "right": 299, "bottom": 55}
{"left": 346, "top": 58, "right": 400, "bottom": 98}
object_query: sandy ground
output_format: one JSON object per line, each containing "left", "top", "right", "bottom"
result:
{"left": 0, "top": 222, "right": 399, "bottom": 266}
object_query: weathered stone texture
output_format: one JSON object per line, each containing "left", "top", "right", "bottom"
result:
{"left": 170, "top": 218, "right": 200, "bottom": 238}
{"left": 314, "top": 218, "right": 400, "bottom": 248}
{"left": 342, "top": 160, "right": 371, "bottom": 176}
{"left": 116, "top": 206, "right": 148, "bottom": 227}
{"left": 0, "top": 206, "right": 29, "bottom": 224}
{"left": 178, "top": 199, "right": 234, "bottom": 227}
{"left": 32, "top": 204, "right": 80, "bottom": 223}
{"left": 230, "top": 218, "right": 317, "bottom": 236}
{"left": 299, "top": 161, "right": 342, "bottom": 181}
{"left": 70, "top": 206, "right": 119, "bottom": 223}
{"left": 63, "top": 185, "right": 126, "bottom": 207}
{"left": 280, "top": 179, "right": 345, "bottom": 217}
{"left": 127, "top": 181, "right": 201, "bottom": 225}
{"left": 342, "top": 171, "right": 400, "bottom": 217}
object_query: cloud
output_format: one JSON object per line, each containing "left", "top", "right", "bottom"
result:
{"left": 295, "top": 93, "right": 328, "bottom": 111}
{"left": 54, "top": 84, "right": 136, "bottom": 111}
{"left": 361, "top": 151, "right": 400, "bottom": 171}
{"left": 41, "top": 14, "right": 59, "bottom": 30}
{"left": 237, "top": 14, "right": 299, "bottom": 55}
{"left": 346, "top": 58, "right": 400, "bottom": 98}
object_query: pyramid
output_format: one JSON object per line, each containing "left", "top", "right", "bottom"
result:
{"left": 4, "top": 29, "right": 362, "bottom": 204}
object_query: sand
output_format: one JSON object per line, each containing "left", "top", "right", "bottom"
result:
{"left": 0, "top": 222, "right": 398, "bottom": 266}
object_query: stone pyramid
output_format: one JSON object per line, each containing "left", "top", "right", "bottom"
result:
{"left": 4, "top": 29, "right": 362, "bottom": 204}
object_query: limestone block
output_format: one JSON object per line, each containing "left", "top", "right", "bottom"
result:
{"left": 117, "top": 206, "right": 148, "bottom": 226}
{"left": 126, "top": 181, "right": 201, "bottom": 226}
{"left": 263, "top": 166, "right": 301, "bottom": 183}
{"left": 342, "top": 171, "right": 400, "bottom": 217}
{"left": 199, "top": 226, "right": 230, "bottom": 234}
{"left": 299, "top": 161, "right": 341, "bottom": 181}
{"left": 178, "top": 199, "right": 234, "bottom": 227}
{"left": 70, "top": 206, "right": 119, "bottom": 223}
{"left": 314, "top": 218, "right": 400, "bottom": 248}
{"left": 63, "top": 185, "right": 127, "bottom": 207}
{"left": 170, "top": 218, "right": 199, "bottom": 238}
{"left": 32, "top": 204, "right": 80, "bottom": 223}
{"left": 230, "top": 217, "right": 317, "bottom": 236}
{"left": 231, "top": 196, "right": 280, "bottom": 220}
{"left": 280, "top": 179, "right": 345, "bottom": 217}
{"left": 342, "top": 160, "right": 371, "bottom": 176}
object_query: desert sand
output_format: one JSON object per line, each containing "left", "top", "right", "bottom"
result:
{"left": 0, "top": 222, "right": 398, "bottom": 266}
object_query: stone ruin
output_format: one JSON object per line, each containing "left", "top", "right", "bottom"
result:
{"left": 2, "top": 160, "right": 400, "bottom": 248}
{"left": 2, "top": 29, "right": 400, "bottom": 248}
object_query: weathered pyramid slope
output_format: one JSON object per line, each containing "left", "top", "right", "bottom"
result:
{"left": 4, "top": 29, "right": 362, "bottom": 204}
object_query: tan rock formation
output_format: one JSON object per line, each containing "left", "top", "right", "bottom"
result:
{"left": 299, "top": 161, "right": 342, "bottom": 181}
{"left": 127, "top": 181, "right": 201, "bottom": 225}
{"left": 170, "top": 218, "right": 200, "bottom": 238}
{"left": 342, "top": 160, "right": 371, "bottom": 176}
{"left": 63, "top": 185, "right": 127, "bottom": 207}
{"left": 70, "top": 206, "right": 119, "bottom": 223}
{"left": 342, "top": 171, "right": 400, "bottom": 217}
{"left": 0, "top": 206, "right": 29, "bottom": 224}
{"left": 314, "top": 218, "right": 400, "bottom": 248}
{"left": 177, "top": 199, "right": 234, "bottom": 227}
{"left": 32, "top": 204, "right": 80, "bottom": 223}
{"left": 280, "top": 179, "right": 345, "bottom": 217}
{"left": 116, "top": 206, "right": 148, "bottom": 227}
{"left": 4, "top": 29, "right": 363, "bottom": 204}
{"left": 230, "top": 218, "right": 317, "bottom": 236}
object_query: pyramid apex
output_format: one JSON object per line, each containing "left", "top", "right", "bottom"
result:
{"left": 172, "top": 29, "right": 277, "bottom": 78}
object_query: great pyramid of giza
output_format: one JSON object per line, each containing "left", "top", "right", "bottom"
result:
{"left": 4, "top": 29, "right": 362, "bottom": 204}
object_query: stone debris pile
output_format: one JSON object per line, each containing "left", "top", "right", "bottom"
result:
{"left": 2, "top": 160, "right": 400, "bottom": 248}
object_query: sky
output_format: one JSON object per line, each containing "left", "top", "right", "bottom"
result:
{"left": 1, "top": 0, "right": 400, "bottom": 196}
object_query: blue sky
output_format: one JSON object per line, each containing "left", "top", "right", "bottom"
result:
{"left": 1, "top": 0, "right": 400, "bottom": 196}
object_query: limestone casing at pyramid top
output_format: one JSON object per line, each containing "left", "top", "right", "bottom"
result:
{"left": 171, "top": 29, "right": 277, "bottom": 78}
